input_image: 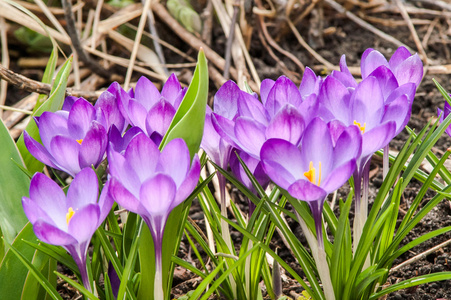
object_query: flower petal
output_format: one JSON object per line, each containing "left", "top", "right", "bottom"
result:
{"left": 124, "top": 133, "right": 160, "bottom": 182}
{"left": 265, "top": 104, "right": 305, "bottom": 145}
{"left": 361, "top": 49, "right": 389, "bottom": 78}
{"left": 39, "top": 112, "right": 69, "bottom": 149}
{"left": 67, "top": 168, "right": 99, "bottom": 209}
{"left": 50, "top": 135, "right": 82, "bottom": 176}
{"left": 287, "top": 180, "right": 327, "bottom": 202}
{"left": 67, "top": 99, "right": 96, "bottom": 139}
{"left": 161, "top": 73, "right": 182, "bottom": 106}
{"left": 68, "top": 204, "right": 100, "bottom": 244}
{"left": 361, "top": 122, "right": 396, "bottom": 158}
{"left": 145, "top": 100, "right": 176, "bottom": 138}
{"left": 321, "top": 160, "right": 356, "bottom": 193}
{"left": 234, "top": 117, "right": 267, "bottom": 159}
{"left": 79, "top": 122, "right": 107, "bottom": 169}
{"left": 174, "top": 155, "right": 200, "bottom": 207}
{"left": 140, "top": 174, "right": 176, "bottom": 217}
{"left": 265, "top": 76, "right": 302, "bottom": 117}
{"left": 24, "top": 131, "right": 59, "bottom": 169}
{"left": 213, "top": 80, "right": 240, "bottom": 119}
{"left": 27, "top": 173, "right": 67, "bottom": 228}
{"left": 98, "top": 180, "right": 114, "bottom": 223}
{"left": 260, "top": 139, "right": 302, "bottom": 189}
{"left": 109, "top": 177, "right": 141, "bottom": 211}
{"left": 33, "top": 220, "right": 77, "bottom": 246}
{"left": 134, "top": 76, "right": 161, "bottom": 110}
{"left": 158, "top": 138, "right": 190, "bottom": 187}
{"left": 260, "top": 79, "right": 275, "bottom": 106}
{"left": 127, "top": 100, "right": 148, "bottom": 131}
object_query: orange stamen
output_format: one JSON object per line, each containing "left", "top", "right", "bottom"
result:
{"left": 66, "top": 207, "right": 75, "bottom": 225}
{"left": 353, "top": 120, "right": 366, "bottom": 133}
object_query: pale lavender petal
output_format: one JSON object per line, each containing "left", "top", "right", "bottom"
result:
{"left": 388, "top": 46, "right": 413, "bottom": 69}
{"left": 385, "top": 83, "right": 416, "bottom": 105}
{"left": 62, "top": 96, "right": 78, "bottom": 111}
{"left": 161, "top": 73, "right": 182, "bottom": 105}
{"left": 68, "top": 204, "right": 100, "bottom": 243}
{"left": 28, "top": 173, "right": 67, "bottom": 228}
{"left": 109, "top": 177, "right": 141, "bottom": 211}
{"left": 98, "top": 180, "right": 114, "bottom": 223}
{"left": 265, "top": 105, "right": 304, "bottom": 145}
{"left": 287, "top": 180, "right": 327, "bottom": 202}
{"left": 67, "top": 99, "right": 96, "bottom": 139}
{"left": 140, "top": 174, "right": 176, "bottom": 217}
{"left": 234, "top": 117, "right": 267, "bottom": 159}
{"left": 300, "top": 118, "right": 333, "bottom": 175}
{"left": 212, "top": 113, "right": 239, "bottom": 147}
{"left": 260, "top": 79, "right": 275, "bottom": 106}
{"left": 50, "top": 135, "right": 82, "bottom": 176}
{"left": 321, "top": 160, "right": 356, "bottom": 193}
{"left": 33, "top": 220, "right": 77, "bottom": 246}
{"left": 330, "top": 55, "right": 357, "bottom": 88}
{"left": 134, "top": 76, "right": 161, "bottom": 110}
{"left": 127, "top": 100, "right": 148, "bottom": 131}
{"left": 361, "top": 49, "right": 389, "bottom": 78}
{"left": 327, "top": 120, "right": 347, "bottom": 146}
{"left": 392, "top": 54, "right": 423, "bottom": 87}
{"left": 350, "top": 76, "right": 384, "bottom": 129}
{"left": 368, "top": 66, "right": 398, "bottom": 100}
{"left": 260, "top": 139, "right": 302, "bottom": 189}
{"left": 299, "top": 67, "right": 322, "bottom": 98}
{"left": 95, "top": 86, "right": 126, "bottom": 132}
{"left": 158, "top": 138, "right": 190, "bottom": 187}
{"left": 145, "top": 100, "right": 176, "bottom": 138}
{"left": 213, "top": 80, "right": 240, "bottom": 119}
{"left": 109, "top": 126, "right": 143, "bottom": 154}
{"left": 381, "top": 94, "right": 409, "bottom": 135}
{"left": 361, "top": 122, "right": 396, "bottom": 158}
{"left": 22, "top": 197, "right": 57, "bottom": 227}
{"left": 79, "top": 122, "right": 107, "bottom": 168}
{"left": 67, "top": 168, "right": 99, "bottom": 209}
{"left": 24, "top": 131, "right": 59, "bottom": 169}
{"left": 332, "top": 125, "right": 362, "bottom": 167}
{"left": 174, "top": 156, "right": 200, "bottom": 207}
{"left": 318, "top": 76, "right": 351, "bottom": 122}
{"left": 201, "top": 108, "right": 222, "bottom": 163}
{"left": 237, "top": 92, "right": 268, "bottom": 125}
{"left": 265, "top": 76, "right": 302, "bottom": 116}
{"left": 39, "top": 112, "right": 69, "bottom": 149}
{"left": 124, "top": 133, "right": 160, "bottom": 182}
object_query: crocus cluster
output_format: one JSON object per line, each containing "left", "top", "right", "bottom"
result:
{"left": 205, "top": 46, "right": 423, "bottom": 247}
{"left": 22, "top": 74, "right": 199, "bottom": 293}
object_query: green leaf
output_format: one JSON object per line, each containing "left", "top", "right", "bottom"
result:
{"left": 369, "top": 272, "right": 451, "bottom": 300}
{"left": 0, "top": 118, "right": 30, "bottom": 246}
{"left": 16, "top": 56, "right": 73, "bottom": 174}
{"left": 0, "top": 223, "right": 61, "bottom": 300}
{"left": 160, "top": 49, "right": 208, "bottom": 159}
{"left": 55, "top": 272, "right": 99, "bottom": 300}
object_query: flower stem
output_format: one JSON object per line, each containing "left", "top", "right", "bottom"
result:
{"left": 296, "top": 211, "right": 335, "bottom": 300}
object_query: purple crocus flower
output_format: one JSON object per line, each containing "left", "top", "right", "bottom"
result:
{"left": 24, "top": 98, "right": 108, "bottom": 177}
{"left": 261, "top": 118, "right": 361, "bottom": 247}
{"left": 107, "top": 133, "right": 200, "bottom": 298}
{"left": 95, "top": 82, "right": 130, "bottom": 133}
{"left": 22, "top": 168, "right": 113, "bottom": 291}
{"left": 118, "top": 74, "right": 187, "bottom": 145}
{"left": 438, "top": 100, "right": 451, "bottom": 137}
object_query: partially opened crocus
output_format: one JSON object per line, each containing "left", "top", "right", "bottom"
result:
{"left": 438, "top": 100, "right": 451, "bottom": 137}
{"left": 24, "top": 98, "right": 108, "bottom": 177}
{"left": 22, "top": 168, "right": 113, "bottom": 291}
{"left": 118, "top": 74, "right": 187, "bottom": 145}
{"left": 261, "top": 117, "right": 362, "bottom": 248}
{"left": 107, "top": 133, "right": 200, "bottom": 299}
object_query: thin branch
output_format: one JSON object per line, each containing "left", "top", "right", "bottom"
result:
{"left": 61, "top": 0, "right": 111, "bottom": 79}
{"left": 390, "top": 238, "right": 451, "bottom": 274}
{"left": 0, "top": 64, "right": 102, "bottom": 101}
{"left": 323, "top": 0, "right": 413, "bottom": 53}
{"left": 223, "top": 0, "right": 240, "bottom": 80}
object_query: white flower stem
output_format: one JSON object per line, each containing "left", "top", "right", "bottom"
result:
{"left": 154, "top": 258, "right": 164, "bottom": 300}
{"left": 296, "top": 212, "right": 335, "bottom": 300}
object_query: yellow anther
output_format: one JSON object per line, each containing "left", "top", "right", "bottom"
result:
{"left": 304, "top": 161, "right": 322, "bottom": 186}
{"left": 353, "top": 120, "right": 366, "bottom": 134}
{"left": 66, "top": 207, "right": 75, "bottom": 225}
{"left": 76, "top": 139, "right": 83, "bottom": 145}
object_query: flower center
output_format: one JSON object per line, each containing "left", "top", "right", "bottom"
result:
{"left": 76, "top": 139, "right": 83, "bottom": 145}
{"left": 353, "top": 120, "right": 366, "bottom": 133}
{"left": 66, "top": 207, "right": 75, "bottom": 225}
{"left": 304, "top": 161, "right": 321, "bottom": 186}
